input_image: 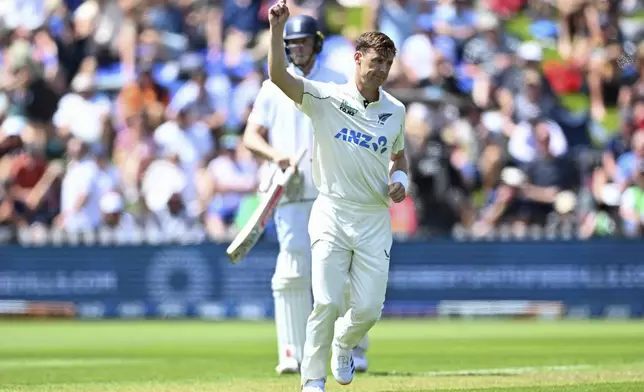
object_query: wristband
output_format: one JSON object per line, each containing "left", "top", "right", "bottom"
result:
{"left": 391, "top": 170, "right": 408, "bottom": 191}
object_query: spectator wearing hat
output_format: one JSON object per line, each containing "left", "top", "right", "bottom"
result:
{"left": 203, "top": 134, "right": 258, "bottom": 240}
{"left": 99, "top": 191, "right": 136, "bottom": 231}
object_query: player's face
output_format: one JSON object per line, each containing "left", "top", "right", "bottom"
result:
{"left": 286, "top": 37, "right": 315, "bottom": 67}
{"left": 355, "top": 49, "right": 394, "bottom": 88}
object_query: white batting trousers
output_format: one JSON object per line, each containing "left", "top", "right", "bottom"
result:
{"left": 272, "top": 201, "right": 314, "bottom": 365}
{"left": 301, "top": 195, "right": 392, "bottom": 385}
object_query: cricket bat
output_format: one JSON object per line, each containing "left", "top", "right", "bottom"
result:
{"left": 226, "top": 148, "right": 307, "bottom": 264}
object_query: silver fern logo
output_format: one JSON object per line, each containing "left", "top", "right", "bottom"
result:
{"left": 378, "top": 113, "right": 392, "bottom": 125}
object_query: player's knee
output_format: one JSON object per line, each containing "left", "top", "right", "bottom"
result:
{"left": 272, "top": 275, "right": 311, "bottom": 292}
{"left": 272, "top": 250, "right": 312, "bottom": 292}
{"left": 352, "top": 303, "right": 382, "bottom": 326}
{"left": 312, "top": 298, "right": 342, "bottom": 319}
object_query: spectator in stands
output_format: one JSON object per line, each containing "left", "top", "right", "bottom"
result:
{"left": 400, "top": 16, "right": 458, "bottom": 89}
{"left": 595, "top": 112, "right": 635, "bottom": 190}
{"left": 6, "top": 137, "right": 62, "bottom": 227}
{"left": 615, "top": 131, "right": 644, "bottom": 193}
{"left": 94, "top": 144, "right": 122, "bottom": 197}
{"left": 56, "top": 137, "right": 102, "bottom": 232}
{"left": 620, "top": 161, "right": 644, "bottom": 237}
{"left": 140, "top": 155, "right": 203, "bottom": 241}
{"left": 168, "top": 69, "right": 228, "bottom": 134}
{"left": 154, "top": 106, "right": 215, "bottom": 206}
{"left": 511, "top": 69, "right": 558, "bottom": 125}
{"left": 557, "top": 0, "right": 602, "bottom": 69}
{"left": 53, "top": 72, "right": 112, "bottom": 143}
{"left": 204, "top": 134, "right": 258, "bottom": 240}
{"left": 99, "top": 191, "right": 136, "bottom": 232}
{"left": 4, "top": 39, "right": 61, "bottom": 127}
{"left": 587, "top": 42, "right": 637, "bottom": 121}
{"left": 497, "top": 41, "right": 556, "bottom": 109}
{"left": 113, "top": 112, "right": 156, "bottom": 202}
{"left": 0, "top": 180, "right": 15, "bottom": 228}
{"left": 433, "top": 0, "right": 477, "bottom": 57}
{"left": 509, "top": 116, "right": 568, "bottom": 165}
{"left": 76, "top": 0, "right": 138, "bottom": 72}
{"left": 518, "top": 124, "right": 578, "bottom": 226}
{"left": 374, "top": 0, "right": 419, "bottom": 51}
{"left": 117, "top": 64, "right": 170, "bottom": 126}
{"left": 620, "top": 43, "right": 644, "bottom": 103}
{"left": 406, "top": 103, "right": 474, "bottom": 235}
{"left": 462, "top": 12, "right": 519, "bottom": 109}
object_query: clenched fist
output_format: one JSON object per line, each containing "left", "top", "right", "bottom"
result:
{"left": 388, "top": 182, "right": 406, "bottom": 203}
{"left": 268, "top": 0, "right": 289, "bottom": 28}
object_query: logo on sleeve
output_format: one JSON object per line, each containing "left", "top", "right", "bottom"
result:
{"left": 378, "top": 113, "right": 392, "bottom": 125}
{"left": 339, "top": 100, "right": 358, "bottom": 116}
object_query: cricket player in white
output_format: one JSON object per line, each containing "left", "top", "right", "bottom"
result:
{"left": 243, "top": 14, "right": 370, "bottom": 375}
{"left": 266, "top": 2, "right": 408, "bottom": 391}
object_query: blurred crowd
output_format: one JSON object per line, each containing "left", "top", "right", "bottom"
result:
{"left": 0, "top": 0, "right": 643, "bottom": 244}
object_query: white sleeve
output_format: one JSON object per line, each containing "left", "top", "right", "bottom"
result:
{"left": 508, "top": 122, "right": 532, "bottom": 163}
{"left": 247, "top": 81, "right": 274, "bottom": 129}
{"left": 547, "top": 121, "right": 568, "bottom": 157}
{"left": 297, "top": 78, "right": 335, "bottom": 119}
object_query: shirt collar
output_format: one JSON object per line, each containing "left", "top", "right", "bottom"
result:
{"left": 346, "top": 81, "right": 383, "bottom": 108}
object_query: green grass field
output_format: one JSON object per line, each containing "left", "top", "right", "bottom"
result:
{"left": 2, "top": 320, "right": 644, "bottom": 391}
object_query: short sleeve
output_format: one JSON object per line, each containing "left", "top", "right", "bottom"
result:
{"left": 392, "top": 113, "right": 405, "bottom": 154}
{"left": 297, "top": 78, "right": 334, "bottom": 118}
{"left": 247, "top": 81, "right": 274, "bottom": 128}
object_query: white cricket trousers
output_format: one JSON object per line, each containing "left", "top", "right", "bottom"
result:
{"left": 301, "top": 195, "right": 392, "bottom": 384}
{"left": 272, "top": 201, "right": 314, "bottom": 365}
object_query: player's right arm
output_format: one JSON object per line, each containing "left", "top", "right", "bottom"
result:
{"left": 243, "top": 82, "right": 294, "bottom": 169}
{"left": 268, "top": 1, "right": 304, "bottom": 105}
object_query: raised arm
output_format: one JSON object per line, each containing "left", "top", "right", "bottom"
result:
{"left": 268, "top": 0, "right": 304, "bottom": 105}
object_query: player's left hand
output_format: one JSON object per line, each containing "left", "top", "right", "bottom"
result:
{"left": 388, "top": 182, "right": 406, "bottom": 203}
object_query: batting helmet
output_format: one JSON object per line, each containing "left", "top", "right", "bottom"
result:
{"left": 283, "top": 15, "right": 324, "bottom": 55}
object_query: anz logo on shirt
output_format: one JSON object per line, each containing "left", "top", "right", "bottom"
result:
{"left": 334, "top": 128, "right": 388, "bottom": 154}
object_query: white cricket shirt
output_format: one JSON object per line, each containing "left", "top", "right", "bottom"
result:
{"left": 297, "top": 78, "right": 406, "bottom": 209}
{"left": 247, "top": 61, "right": 347, "bottom": 203}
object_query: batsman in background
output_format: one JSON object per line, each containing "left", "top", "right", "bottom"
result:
{"left": 243, "top": 14, "right": 370, "bottom": 375}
